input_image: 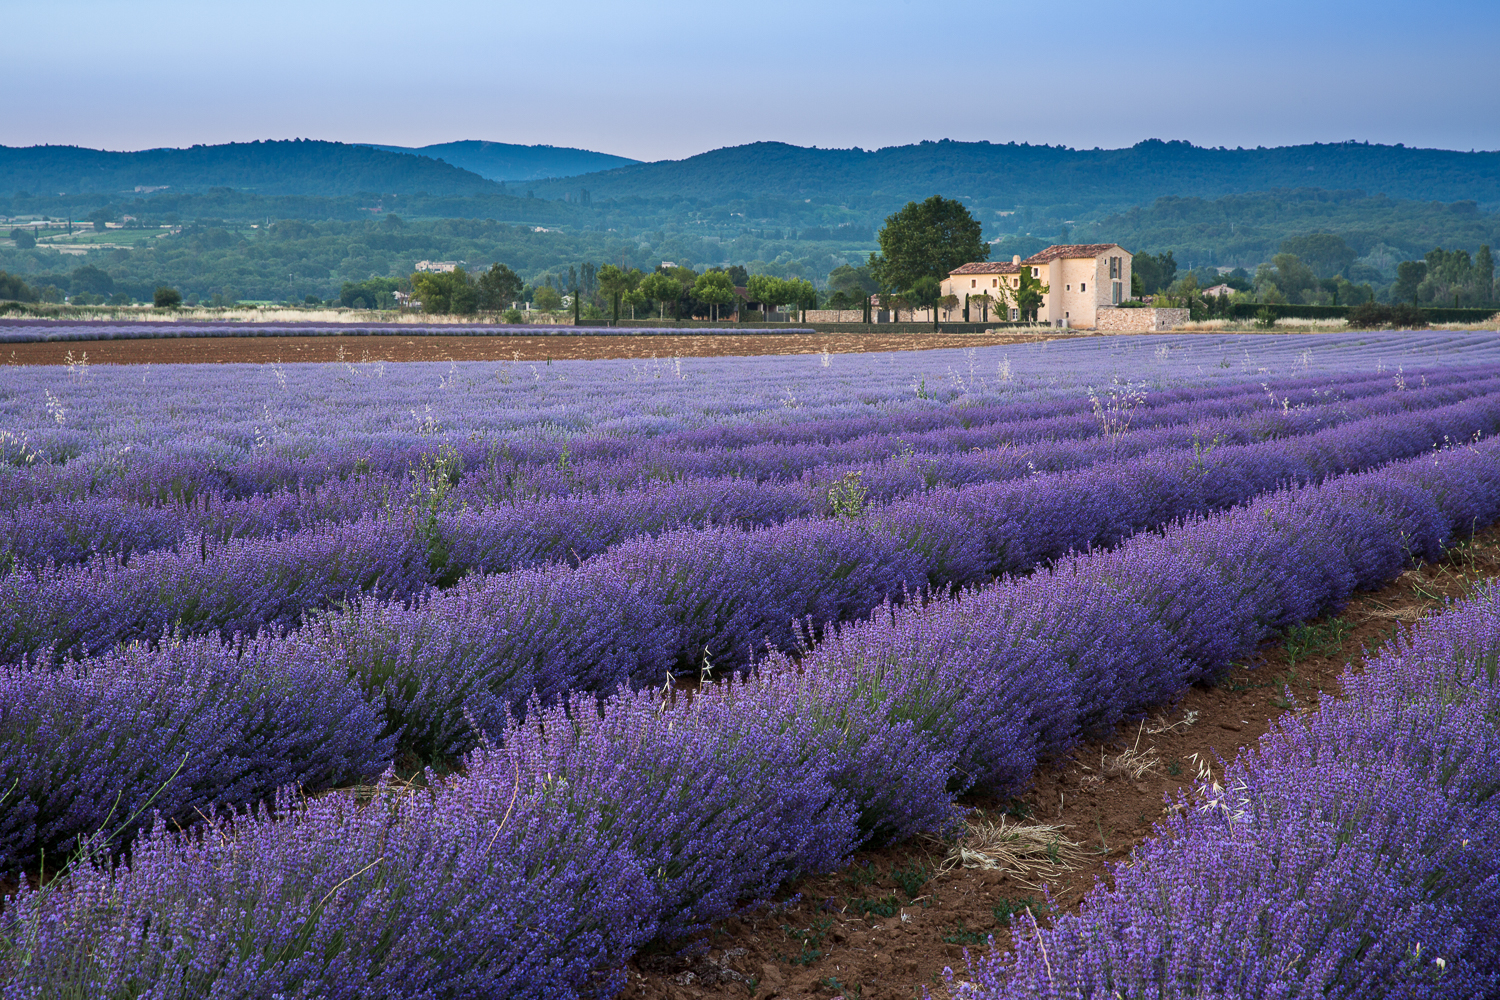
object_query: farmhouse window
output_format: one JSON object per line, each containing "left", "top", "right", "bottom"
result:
{"left": 1032, "top": 267, "right": 1039, "bottom": 278}
{"left": 1112, "top": 281, "right": 1121, "bottom": 304}
{"left": 1010, "top": 307, "right": 1018, "bottom": 320}
{"left": 971, "top": 279, "right": 977, "bottom": 288}
{"left": 1081, "top": 282, "right": 1086, "bottom": 292}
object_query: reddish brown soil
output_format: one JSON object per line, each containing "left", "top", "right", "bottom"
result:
{"left": 626, "top": 527, "right": 1500, "bottom": 1000}
{"left": 0, "top": 330, "right": 1084, "bottom": 366}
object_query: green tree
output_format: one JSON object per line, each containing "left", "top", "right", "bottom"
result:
{"left": 869, "top": 195, "right": 988, "bottom": 292}
{"left": 1393, "top": 260, "right": 1427, "bottom": 304}
{"left": 784, "top": 277, "right": 818, "bottom": 323}
{"left": 413, "top": 267, "right": 479, "bottom": 314}
{"left": 1132, "top": 251, "right": 1177, "bottom": 294}
{"left": 1010, "top": 268, "right": 1048, "bottom": 322}
{"left": 476, "top": 262, "right": 523, "bottom": 311}
{"left": 153, "top": 286, "right": 182, "bottom": 308}
{"left": 904, "top": 275, "right": 943, "bottom": 329}
{"left": 745, "top": 274, "right": 787, "bottom": 317}
{"left": 9, "top": 228, "right": 36, "bottom": 249}
{"left": 340, "top": 277, "right": 400, "bottom": 309}
{"left": 596, "top": 264, "right": 641, "bottom": 324}
{"left": 1256, "top": 254, "right": 1317, "bottom": 303}
{"left": 71, "top": 264, "right": 115, "bottom": 297}
{"left": 827, "top": 263, "right": 879, "bottom": 299}
{"left": 623, "top": 286, "right": 648, "bottom": 320}
{"left": 0, "top": 270, "right": 38, "bottom": 302}
{"left": 1477, "top": 245, "right": 1495, "bottom": 303}
{"left": 1277, "top": 233, "right": 1357, "bottom": 279}
{"left": 693, "top": 270, "right": 735, "bottom": 321}
{"left": 532, "top": 285, "right": 563, "bottom": 311}
{"left": 637, "top": 271, "right": 680, "bottom": 320}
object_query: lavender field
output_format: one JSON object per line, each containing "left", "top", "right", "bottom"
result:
{"left": 5, "top": 331, "right": 1500, "bottom": 997}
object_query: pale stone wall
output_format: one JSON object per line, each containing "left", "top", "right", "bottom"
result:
{"left": 1096, "top": 307, "right": 1189, "bottom": 332}
{"left": 805, "top": 309, "right": 868, "bottom": 323}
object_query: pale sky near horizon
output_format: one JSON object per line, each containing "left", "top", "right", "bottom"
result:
{"left": 11, "top": 0, "right": 1500, "bottom": 162}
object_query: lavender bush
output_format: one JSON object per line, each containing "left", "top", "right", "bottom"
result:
{"left": 0, "top": 635, "right": 390, "bottom": 874}
{"left": 951, "top": 582, "right": 1500, "bottom": 1000}
{"left": 0, "top": 784, "right": 657, "bottom": 1000}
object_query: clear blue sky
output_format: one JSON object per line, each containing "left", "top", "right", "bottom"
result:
{"left": 11, "top": 0, "right": 1500, "bottom": 161}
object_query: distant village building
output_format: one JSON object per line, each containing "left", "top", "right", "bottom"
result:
{"left": 942, "top": 243, "right": 1134, "bottom": 328}
{"left": 1202, "top": 283, "right": 1235, "bottom": 298}
{"left": 414, "top": 260, "right": 459, "bottom": 273}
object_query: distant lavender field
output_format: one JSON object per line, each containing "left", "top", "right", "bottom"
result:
{"left": 4, "top": 330, "right": 1500, "bottom": 996}
{"left": 4, "top": 332, "right": 1500, "bottom": 467}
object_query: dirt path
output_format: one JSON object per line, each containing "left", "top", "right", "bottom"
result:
{"left": 0, "top": 330, "right": 1085, "bottom": 366}
{"left": 628, "top": 526, "right": 1500, "bottom": 1000}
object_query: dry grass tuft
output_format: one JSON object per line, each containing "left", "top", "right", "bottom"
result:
{"left": 1147, "top": 709, "right": 1199, "bottom": 735}
{"left": 935, "top": 817, "right": 1083, "bottom": 879}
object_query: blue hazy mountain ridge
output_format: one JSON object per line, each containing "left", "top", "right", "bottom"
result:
{"left": 361, "top": 141, "right": 638, "bottom": 183}
{"left": 528, "top": 139, "right": 1500, "bottom": 214}
{"left": 0, "top": 140, "right": 500, "bottom": 198}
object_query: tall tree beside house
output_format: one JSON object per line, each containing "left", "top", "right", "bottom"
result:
{"left": 1009, "top": 268, "right": 1049, "bottom": 323}
{"left": 869, "top": 196, "right": 988, "bottom": 293}
{"left": 903, "top": 276, "right": 943, "bottom": 330}
{"left": 1133, "top": 251, "right": 1177, "bottom": 295}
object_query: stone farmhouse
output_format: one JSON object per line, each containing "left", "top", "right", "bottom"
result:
{"left": 941, "top": 243, "right": 1134, "bottom": 328}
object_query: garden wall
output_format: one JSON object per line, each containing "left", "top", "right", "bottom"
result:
{"left": 1096, "top": 307, "right": 1190, "bottom": 332}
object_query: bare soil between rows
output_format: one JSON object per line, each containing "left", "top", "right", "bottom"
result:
{"left": 628, "top": 525, "right": 1500, "bottom": 1000}
{"left": 1, "top": 331, "right": 1086, "bottom": 366}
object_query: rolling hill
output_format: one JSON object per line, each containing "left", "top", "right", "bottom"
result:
{"left": 529, "top": 139, "right": 1500, "bottom": 215}
{"left": 0, "top": 140, "right": 500, "bottom": 198}
{"left": 363, "top": 141, "right": 638, "bottom": 182}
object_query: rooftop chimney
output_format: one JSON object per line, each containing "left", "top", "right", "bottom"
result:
{"left": 1012, "top": 255, "right": 1021, "bottom": 265}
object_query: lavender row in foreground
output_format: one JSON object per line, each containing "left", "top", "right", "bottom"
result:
{"left": 951, "top": 584, "right": 1500, "bottom": 1000}
{"left": 6, "top": 421, "right": 1500, "bottom": 998}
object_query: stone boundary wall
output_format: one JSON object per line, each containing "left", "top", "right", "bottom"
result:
{"left": 1096, "top": 307, "right": 1190, "bottom": 332}
{"left": 804, "top": 309, "right": 868, "bottom": 323}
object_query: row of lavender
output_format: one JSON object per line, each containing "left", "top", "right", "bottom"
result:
{"left": 0, "top": 363, "right": 1474, "bottom": 514}
{"left": 5, "top": 386, "right": 1500, "bottom": 675}
{"left": 3, "top": 333, "right": 1495, "bottom": 503}
{"left": 5, "top": 422, "right": 1499, "bottom": 997}
{"left": 956, "top": 584, "right": 1500, "bottom": 999}
{"left": 5, "top": 366, "right": 1493, "bottom": 571}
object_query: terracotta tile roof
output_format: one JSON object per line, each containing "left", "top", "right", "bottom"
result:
{"left": 948, "top": 261, "right": 1022, "bottom": 275}
{"left": 1021, "top": 243, "right": 1127, "bottom": 264}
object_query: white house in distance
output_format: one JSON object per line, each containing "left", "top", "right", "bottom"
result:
{"left": 941, "top": 243, "right": 1133, "bottom": 328}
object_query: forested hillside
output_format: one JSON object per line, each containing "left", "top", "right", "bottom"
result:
{"left": 364, "top": 141, "right": 638, "bottom": 182}
{"left": 0, "top": 141, "right": 499, "bottom": 198}
{"left": 531, "top": 139, "right": 1500, "bottom": 216}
